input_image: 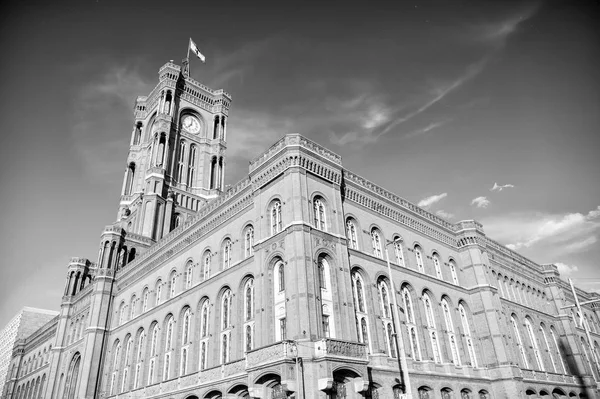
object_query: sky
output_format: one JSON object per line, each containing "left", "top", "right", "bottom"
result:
{"left": 0, "top": 0, "right": 599, "bottom": 327}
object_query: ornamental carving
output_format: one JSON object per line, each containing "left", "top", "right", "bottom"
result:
{"left": 324, "top": 339, "right": 366, "bottom": 358}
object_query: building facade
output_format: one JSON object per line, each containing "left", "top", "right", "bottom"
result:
{"left": 2, "top": 60, "right": 600, "bottom": 399}
{"left": 0, "top": 308, "right": 58, "bottom": 397}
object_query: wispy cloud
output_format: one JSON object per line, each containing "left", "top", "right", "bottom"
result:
{"left": 471, "top": 196, "right": 491, "bottom": 208}
{"left": 563, "top": 236, "right": 597, "bottom": 253}
{"left": 71, "top": 62, "right": 154, "bottom": 179}
{"left": 418, "top": 192, "right": 448, "bottom": 208}
{"left": 404, "top": 120, "right": 451, "bottom": 139}
{"left": 377, "top": 57, "right": 489, "bottom": 139}
{"left": 490, "top": 182, "right": 515, "bottom": 192}
{"left": 474, "top": 1, "right": 541, "bottom": 47}
{"left": 481, "top": 206, "right": 600, "bottom": 258}
{"left": 436, "top": 210, "right": 455, "bottom": 220}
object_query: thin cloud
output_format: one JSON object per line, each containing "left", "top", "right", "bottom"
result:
{"left": 418, "top": 193, "right": 448, "bottom": 208}
{"left": 564, "top": 236, "right": 597, "bottom": 253}
{"left": 403, "top": 120, "right": 451, "bottom": 139}
{"left": 377, "top": 57, "right": 489, "bottom": 139}
{"left": 482, "top": 206, "right": 600, "bottom": 259}
{"left": 436, "top": 210, "right": 455, "bottom": 220}
{"left": 490, "top": 182, "right": 515, "bottom": 192}
{"left": 71, "top": 63, "right": 154, "bottom": 179}
{"left": 474, "top": 1, "right": 541, "bottom": 47}
{"left": 471, "top": 196, "right": 491, "bottom": 208}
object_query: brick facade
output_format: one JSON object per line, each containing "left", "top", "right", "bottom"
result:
{"left": 2, "top": 61, "right": 600, "bottom": 399}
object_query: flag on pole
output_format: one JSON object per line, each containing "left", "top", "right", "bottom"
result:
{"left": 189, "top": 38, "right": 206, "bottom": 63}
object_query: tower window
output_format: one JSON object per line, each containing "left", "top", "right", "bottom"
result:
{"left": 270, "top": 200, "right": 282, "bottom": 235}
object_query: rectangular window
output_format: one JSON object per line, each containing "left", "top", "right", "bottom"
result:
{"left": 322, "top": 315, "right": 330, "bottom": 337}
{"left": 280, "top": 318, "right": 287, "bottom": 340}
{"left": 163, "top": 353, "right": 170, "bottom": 381}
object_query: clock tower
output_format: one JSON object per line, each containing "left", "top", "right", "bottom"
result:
{"left": 116, "top": 60, "right": 232, "bottom": 243}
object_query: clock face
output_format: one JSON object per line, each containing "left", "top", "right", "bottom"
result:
{"left": 182, "top": 115, "right": 201, "bottom": 134}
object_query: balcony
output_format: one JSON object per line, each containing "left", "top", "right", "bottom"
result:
{"left": 520, "top": 369, "right": 577, "bottom": 384}
{"left": 314, "top": 338, "right": 368, "bottom": 361}
{"left": 246, "top": 340, "right": 295, "bottom": 369}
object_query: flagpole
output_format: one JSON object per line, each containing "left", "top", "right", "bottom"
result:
{"left": 183, "top": 38, "right": 191, "bottom": 78}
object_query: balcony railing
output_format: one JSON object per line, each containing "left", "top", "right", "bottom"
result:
{"left": 314, "top": 338, "right": 368, "bottom": 360}
{"left": 246, "top": 340, "right": 295, "bottom": 369}
{"left": 520, "top": 369, "right": 577, "bottom": 384}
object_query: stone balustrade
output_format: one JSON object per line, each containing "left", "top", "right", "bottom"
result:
{"left": 246, "top": 340, "right": 294, "bottom": 369}
{"left": 314, "top": 338, "right": 368, "bottom": 360}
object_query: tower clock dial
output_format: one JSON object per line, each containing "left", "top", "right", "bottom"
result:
{"left": 182, "top": 115, "right": 201, "bottom": 134}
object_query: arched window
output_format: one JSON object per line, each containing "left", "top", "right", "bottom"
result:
{"left": 313, "top": 198, "right": 326, "bottom": 231}
{"left": 147, "top": 325, "right": 158, "bottom": 386}
{"left": 64, "top": 353, "right": 81, "bottom": 399}
{"left": 278, "top": 263, "right": 285, "bottom": 292}
{"left": 163, "top": 316, "right": 174, "bottom": 381}
{"left": 222, "top": 238, "right": 232, "bottom": 269}
{"left": 155, "top": 280, "right": 162, "bottom": 306}
{"left": 243, "top": 278, "right": 255, "bottom": 351}
{"left": 177, "top": 140, "right": 186, "bottom": 183}
{"left": 352, "top": 272, "right": 365, "bottom": 313}
{"left": 449, "top": 260, "right": 459, "bottom": 285}
{"left": 393, "top": 238, "right": 405, "bottom": 266}
{"left": 124, "top": 162, "right": 136, "bottom": 196}
{"left": 540, "top": 323, "right": 557, "bottom": 373}
{"left": 185, "top": 262, "right": 193, "bottom": 290}
{"left": 182, "top": 308, "right": 191, "bottom": 344}
{"left": 459, "top": 303, "right": 477, "bottom": 367}
{"left": 550, "top": 326, "right": 567, "bottom": 374}
{"left": 351, "top": 271, "right": 371, "bottom": 352}
{"left": 423, "top": 293, "right": 436, "bottom": 328}
{"left": 187, "top": 145, "right": 197, "bottom": 187}
{"left": 423, "top": 292, "right": 442, "bottom": 363}
{"left": 511, "top": 315, "right": 529, "bottom": 368}
{"left": 378, "top": 280, "right": 391, "bottom": 319}
{"left": 133, "top": 330, "right": 144, "bottom": 389}
{"left": 371, "top": 228, "right": 383, "bottom": 259}
{"left": 525, "top": 318, "right": 544, "bottom": 371}
{"left": 142, "top": 288, "right": 149, "bottom": 313}
{"left": 270, "top": 200, "right": 282, "bottom": 235}
{"left": 181, "top": 308, "right": 191, "bottom": 376}
{"left": 433, "top": 254, "right": 442, "bottom": 279}
{"left": 245, "top": 279, "right": 254, "bottom": 322}
{"left": 378, "top": 279, "right": 395, "bottom": 357}
{"left": 122, "top": 336, "right": 132, "bottom": 392}
{"left": 129, "top": 295, "right": 137, "bottom": 320}
{"left": 221, "top": 290, "right": 232, "bottom": 330}
{"left": 110, "top": 341, "right": 121, "bottom": 395}
{"left": 581, "top": 337, "right": 598, "bottom": 378}
{"left": 199, "top": 299, "right": 210, "bottom": 370}
{"left": 118, "top": 302, "right": 127, "bottom": 326}
{"left": 442, "top": 298, "right": 460, "bottom": 366}
{"left": 244, "top": 225, "right": 254, "bottom": 258}
{"left": 346, "top": 218, "right": 359, "bottom": 250}
{"left": 169, "top": 271, "right": 177, "bottom": 298}
{"left": 200, "top": 301, "right": 210, "bottom": 338}
{"left": 415, "top": 246, "right": 424, "bottom": 272}
{"left": 402, "top": 288, "right": 420, "bottom": 361}
{"left": 318, "top": 256, "right": 330, "bottom": 290}
{"left": 203, "top": 251, "right": 211, "bottom": 281}
{"left": 221, "top": 290, "right": 232, "bottom": 364}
